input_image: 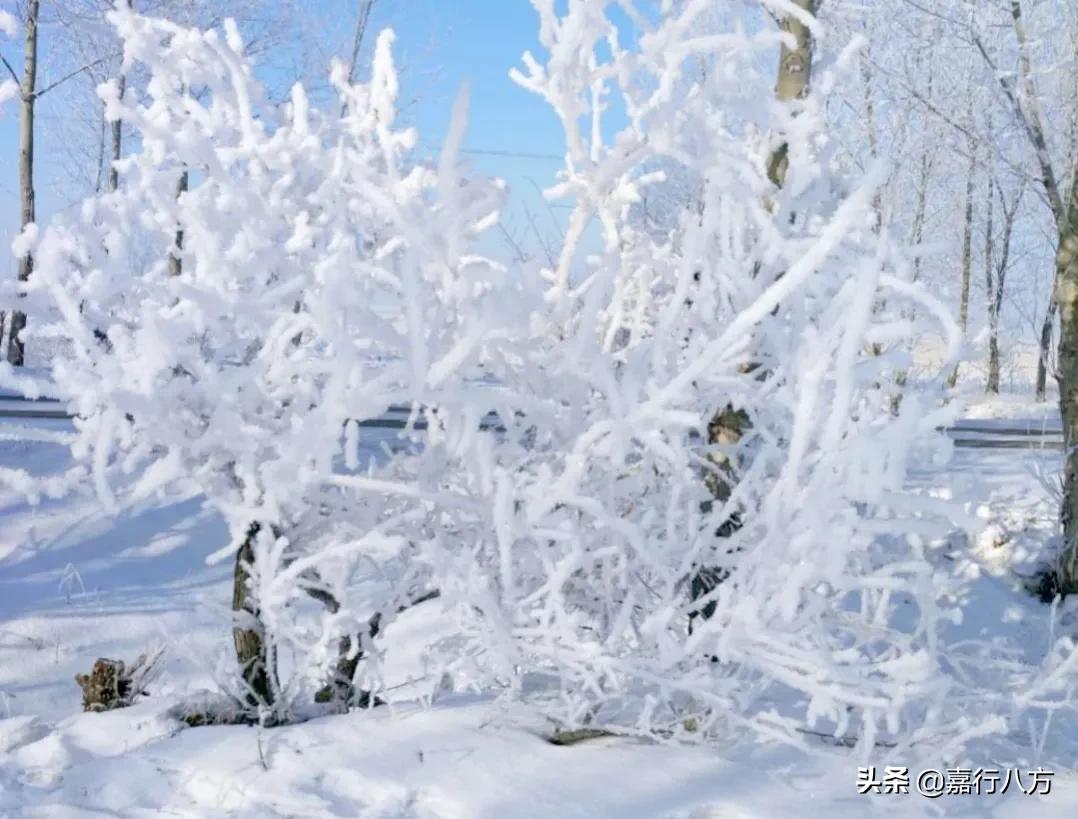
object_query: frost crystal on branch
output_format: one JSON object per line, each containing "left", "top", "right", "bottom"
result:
{"left": 0, "top": 0, "right": 1004, "bottom": 756}
{"left": 1, "top": 4, "right": 518, "bottom": 719}
{"left": 443, "top": 0, "right": 966, "bottom": 752}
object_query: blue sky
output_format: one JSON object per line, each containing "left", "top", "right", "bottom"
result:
{"left": 0, "top": 0, "right": 572, "bottom": 274}
{"left": 348, "top": 0, "right": 565, "bottom": 184}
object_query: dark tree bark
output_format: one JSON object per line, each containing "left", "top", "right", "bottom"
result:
{"left": 1037, "top": 301, "right": 1056, "bottom": 401}
{"left": 168, "top": 170, "right": 188, "bottom": 277}
{"left": 765, "top": 0, "right": 817, "bottom": 191}
{"left": 1055, "top": 173, "right": 1078, "bottom": 592}
{"left": 232, "top": 523, "right": 277, "bottom": 707}
{"left": 107, "top": 73, "right": 125, "bottom": 192}
{"left": 105, "top": 0, "right": 134, "bottom": 193}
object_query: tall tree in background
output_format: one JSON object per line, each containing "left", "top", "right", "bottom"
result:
{"left": 764, "top": 0, "right": 817, "bottom": 190}
{"left": 2, "top": 0, "right": 140, "bottom": 363}
{"left": 5, "top": 0, "right": 38, "bottom": 367}
{"left": 984, "top": 170, "right": 1025, "bottom": 394}
{"left": 966, "top": 0, "right": 1073, "bottom": 404}
{"left": 51, "top": 0, "right": 129, "bottom": 193}
{"left": 0, "top": 0, "right": 305, "bottom": 365}
{"left": 107, "top": 0, "right": 132, "bottom": 193}
{"left": 947, "top": 115, "right": 976, "bottom": 389}
{"left": 968, "top": 0, "right": 1078, "bottom": 589}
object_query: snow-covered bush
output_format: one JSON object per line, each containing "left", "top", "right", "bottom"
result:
{"left": 427, "top": 0, "right": 969, "bottom": 754}
{"left": 0, "top": 5, "right": 521, "bottom": 721}
{"left": 1, "top": 0, "right": 992, "bottom": 756}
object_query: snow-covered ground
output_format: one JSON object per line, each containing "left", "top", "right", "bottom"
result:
{"left": 1, "top": 410, "right": 1078, "bottom": 817}
{"left": 958, "top": 388, "right": 1061, "bottom": 423}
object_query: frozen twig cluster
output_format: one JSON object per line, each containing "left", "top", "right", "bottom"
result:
{"left": 436, "top": 0, "right": 967, "bottom": 753}
{"left": 1, "top": 3, "right": 518, "bottom": 721}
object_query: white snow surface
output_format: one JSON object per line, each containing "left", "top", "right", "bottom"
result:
{"left": 2, "top": 413, "right": 1078, "bottom": 817}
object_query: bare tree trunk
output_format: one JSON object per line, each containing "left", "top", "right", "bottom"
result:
{"left": 94, "top": 105, "right": 107, "bottom": 193}
{"left": 974, "top": 0, "right": 1078, "bottom": 590}
{"left": 312, "top": 589, "right": 439, "bottom": 710}
{"left": 1010, "top": 0, "right": 1055, "bottom": 402}
{"left": 104, "top": 1, "right": 133, "bottom": 193}
{"left": 7, "top": 0, "right": 39, "bottom": 367}
{"left": 712, "top": 0, "right": 817, "bottom": 467}
{"left": 890, "top": 56, "right": 936, "bottom": 414}
{"left": 860, "top": 49, "right": 887, "bottom": 358}
{"left": 859, "top": 51, "right": 883, "bottom": 228}
{"left": 1052, "top": 8, "right": 1078, "bottom": 594}
{"left": 995, "top": 0, "right": 1078, "bottom": 591}
{"left": 107, "top": 73, "right": 125, "bottom": 192}
{"left": 983, "top": 167, "right": 997, "bottom": 393}
{"left": 168, "top": 170, "right": 189, "bottom": 277}
{"left": 909, "top": 148, "right": 932, "bottom": 283}
{"left": 232, "top": 523, "right": 277, "bottom": 708}
{"left": 947, "top": 134, "right": 976, "bottom": 389}
{"left": 765, "top": 0, "right": 816, "bottom": 191}
{"left": 1018, "top": 0, "right": 1062, "bottom": 404}
{"left": 1056, "top": 159, "right": 1078, "bottom": 591}
{"left": 1037, "top": 300, "right": 1056, "bottom": 401}
{"left": 987, "top": 318, "right": 1001, "bottom": 394}
{"left": 987, "top": 179, "right": 1023, "bottom": 395}
{"left": 974, "top": 1, "right": 1064, "bottom": 403}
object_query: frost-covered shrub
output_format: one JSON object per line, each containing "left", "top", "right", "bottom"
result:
{"left": 0, "top": 0, "right": 1001, "bottom": 756}
{"left": 0, "top": 6, "right": 521, "bottom": 719}
{"left": 429, "top": 0, "right": 967, "bottom": 753}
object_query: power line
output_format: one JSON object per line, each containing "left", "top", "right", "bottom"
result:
{"left": 415, "top": 144, "right": 565, "bottom": 162}
{"left": 459, "top": 147, "right": 562, "bottom": 161}
{"left": 2, "top": 115, "right": 567, "bottom": 162}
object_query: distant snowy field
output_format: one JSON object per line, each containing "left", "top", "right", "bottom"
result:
{"left": 1, "top": 407, "right": 1078, "bottom": 817}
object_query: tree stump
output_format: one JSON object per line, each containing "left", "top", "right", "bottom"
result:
{"left": 75, "top": 659, "right": 130, "bottom": 712}
{"left": 75, "top": 649, "right": 163, "bottom": 712}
